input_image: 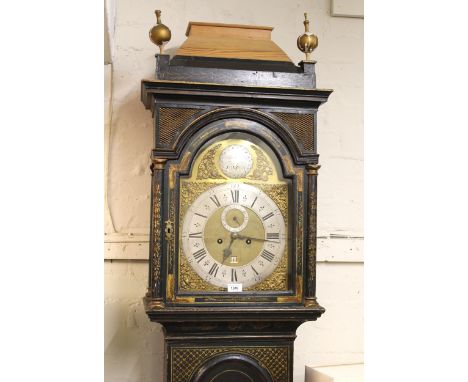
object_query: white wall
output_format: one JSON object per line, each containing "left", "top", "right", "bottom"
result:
{"left": 104, "top": 1, "right": 363, "bottom": 381}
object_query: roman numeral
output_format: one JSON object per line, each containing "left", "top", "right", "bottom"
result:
{"left": 189, "top": 232, "right": 203, "bottom": 238}
{"left": 210, "top": 195, "right": 221, "bottom": 207}
{"left": 194, "top": 213, "right": 207, "bottom": 218}
{"left": 193, "top": 248, "right": 207, "bottom": 262}
{"left": 209, "top": 263, "right": 220, "bottom": 277}
{"left": 231, "top": 190, "right": 239, "bottom": 203}
{"left": 262, "top": 212, "right": 275, "bottom": 221}
{"left": 231, "top": 268, "right": 237, "bottom": 282}
{"left": 251, "top": 197, "right": 258, "bottom": 208}
{"left": 266, "top": 232, "right": 279, "bottom": 240}
{"left": 251, "top": 265, "right": 259, "bottom": 275}
{"left": 261, "top": 249, "right": 275, "bottom": 262}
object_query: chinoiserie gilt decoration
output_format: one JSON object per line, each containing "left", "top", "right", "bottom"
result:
{"left": 149, "top": 9, "right": 171, "bottom": 54}
{"left": 297, "top": 12, "right": 318, "bottom": 61}
{"left": 141, "top": 11, "right": 332, "bottom": 382}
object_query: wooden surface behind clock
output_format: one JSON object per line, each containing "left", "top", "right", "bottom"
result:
{"left": 142, "top": 13, "right": 332, "bottom": 382}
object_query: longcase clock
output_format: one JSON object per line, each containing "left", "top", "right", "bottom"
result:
{"left": 141, "top": 17, "right": 332, "bottom": 382}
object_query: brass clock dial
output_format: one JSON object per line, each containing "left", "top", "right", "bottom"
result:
{"left": 182, "top": 182, "right": 286, "bottom": 288}
{"left": 178, "top": 133, "right": 291, "bottom": 292}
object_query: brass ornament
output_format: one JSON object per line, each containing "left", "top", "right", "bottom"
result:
{"left": 249, "top": 249, "right": 287, "bottom": 291}
{"left": 168, "top": 151, "right": 192, "bottom": 189}
{"left": 282, "top": 155, "right": 304, "bottom": 192}
{"left": 196, "top": 144, "right": 223, "bottom": 179}
{"left": 179, "top": 251, "right": 224, "bottom": 292}
{"left": 277, "top": 275, "right": 302, "bottom": 303}
{"left": 306, "top": 163, "right": 321, "bottom": 175}
{"left": 307, "top": 190, "right": 317, "bottom": 282}
{"left": 165, "top": 220, "right": 174, "bottom": 242}
{"left": 152, "top": 182, "right": 162, "bottom": 293}
{"left": 174, "top": 296, "right": 195, "bottom": 304}
{"left": 166, "top": 274, "right": 175, "bottom": 301}
{"left": 304, "top": 297, "right": 319, "bottom": 308}
{"left": 297, "top": 193, "right": 303, "bottom": 273}
{"left": 168, "top": 189, "right": 176, "bottom": 272}
{"left": 306, "top": 164, "right": 319, "bottom": 288}
{"left": 146, "top": 298, "right": 165, "bottom": 309}
{"left": 247, "top": 146, "right": 273, "bottom": 181}
{"left": 149, "top": 10, "right": 172, "bottom": 54}
{"left": 151, "top": 157, "right": 167, "bottom": 169}
{"left": 297, "top": 13, "right": 318, "bottom": 61}
{"left": 195, "top": 140, "right": 274, "bottom": 182}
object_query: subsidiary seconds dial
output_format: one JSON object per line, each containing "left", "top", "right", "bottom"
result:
{"left": 181, "top": 183, "right": 286, "bottom": 288}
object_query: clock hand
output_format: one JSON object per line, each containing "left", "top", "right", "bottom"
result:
{"left": 221, "top": 248, "right": 231, "bottom": 265}
{"left": 221, "top": 235, "right": 235, "bottom": 265}
{"left": 232, "top": 216, "right": 241, "bottom": 226}
{"left": 236, "top": 234, "right": 278, "bottom": 243}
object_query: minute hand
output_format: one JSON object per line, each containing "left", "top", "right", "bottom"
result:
{"left": 236, "top": 234, "right": 278, "bottom": 243}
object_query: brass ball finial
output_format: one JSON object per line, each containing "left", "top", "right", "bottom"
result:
{"left": 149, "top": 9, "right": 172, "bottom": 54}
{"left": 297, "top": 12, "right": 318, "bottom": 61}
